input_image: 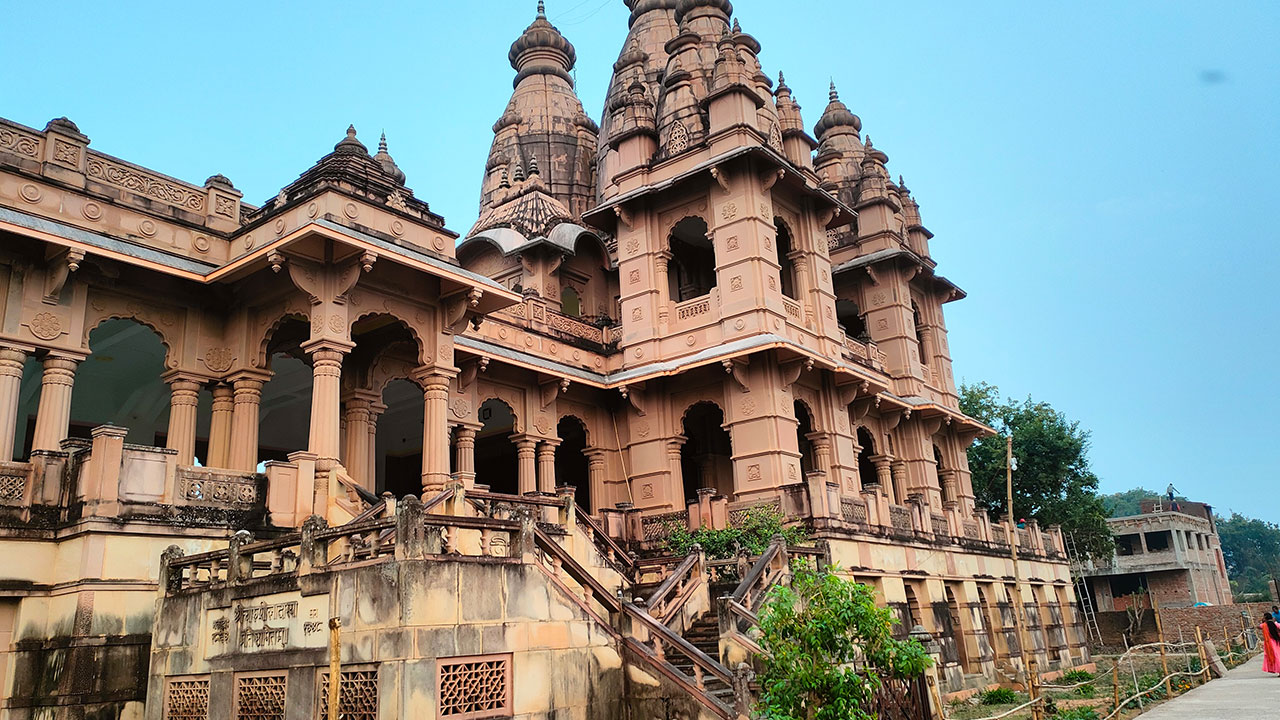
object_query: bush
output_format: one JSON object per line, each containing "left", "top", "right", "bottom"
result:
{"left": 666, "top": 505, "right": 807, "bottom": 560}
{"left": 1060, "top": 669, "right": 1094, "bottom": 683}
{"left": 756, "top": 566, "right": 931, "bottom": 720}
{"left": 979, "top": 687, "right": 1020, "bottom": 705}
{"left": 1053, "top": 709, "right": 1100, "bottom": 720}
{"left": 1135, "top": 673, "right": 1167, "bottom": 700}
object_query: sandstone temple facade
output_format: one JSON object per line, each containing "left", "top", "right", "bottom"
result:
{"left": 0, "top": 2, "right": 1089, "bottom": 718}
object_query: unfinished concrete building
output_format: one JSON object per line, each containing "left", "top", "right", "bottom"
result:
{"left": 1081, "top": 499, "right": 1233, "bottom": 612}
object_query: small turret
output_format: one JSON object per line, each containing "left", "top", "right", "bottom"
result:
{"left": 773, "top": 72, "right": 816, "bottom": 169}
{"left": 373, "top": 132, "right": 406, "bottom": 185}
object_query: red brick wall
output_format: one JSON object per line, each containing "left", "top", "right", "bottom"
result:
{"left": 1096, "top": 602, "right": 1275, "bottom": 647}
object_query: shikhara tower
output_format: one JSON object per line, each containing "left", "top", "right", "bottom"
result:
{"left": 0, "top": 3, "right": 1093, "bottom": 718}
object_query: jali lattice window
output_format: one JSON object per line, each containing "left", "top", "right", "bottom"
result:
{"left": 235, "top": 673, "right": 287, "bottom": 720}
{"left": 165, "top": 677, "right": 209, "bottom": 720}
{"left": 437, "top": 654, "right": 512, "bottom": 718}
{"left": 318, "top": 667, "right": 379, "bottom": 720}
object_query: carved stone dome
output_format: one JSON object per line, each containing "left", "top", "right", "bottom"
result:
{"left": 813, "top": 82, "right": 862, "bottom": 140}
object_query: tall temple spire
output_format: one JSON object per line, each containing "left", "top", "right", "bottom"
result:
{"left": 479, "top": 2, "right": 598, "bottom": 219}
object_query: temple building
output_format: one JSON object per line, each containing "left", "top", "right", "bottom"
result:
{"left": 0, "top": 2, "right": 1090, "bottom": 719}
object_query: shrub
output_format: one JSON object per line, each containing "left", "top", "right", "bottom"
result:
{"left": 1073, "top": 683, "right": 1097, "bottom": 699}
{"left": 756, "top": 566, "right": 931, "bottom": 720}
{"left": 979, "top": 687, "right": 1020, "bottom": 705}
{"left": 666, "top": 505, "right": 807, "bottom": 560}
{"left": 1053, "top": 709, "right": 1100, "bottom": 720}
{"left": 1060, "top": 669, "right": 1094, "bottom": 683}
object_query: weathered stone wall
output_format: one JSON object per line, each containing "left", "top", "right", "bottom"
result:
{"left": 145, "top": 554, "right": 722, "bottom": 720}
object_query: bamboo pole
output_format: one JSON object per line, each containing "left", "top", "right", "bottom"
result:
{"left": 1112, "top": 663, "right": 1120, "bottom": 712}
{"left": 1152, "top": 594, "right": 1170, "bottom": 695}
{"left": 1005, "top": 437, "right": 1039, "bottom": 720}
{"left": 1194, "top": 626, "right": 1209, "bottom": 686}
{"left": 328, "top": 617, "right": 341, "bottom": 720}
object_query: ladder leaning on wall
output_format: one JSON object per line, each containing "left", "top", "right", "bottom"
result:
{"left": 1064, "top": 532, "right": 1104, "bottom": 647}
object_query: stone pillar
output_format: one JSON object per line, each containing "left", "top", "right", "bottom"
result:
{"left": 367, "top": 400, "right": 385, "bottom": 490}
{"left": 453, "top": 425, "right": 477, "bottom": 488}
{"left": 655, "top": 249, "right": 672, "bottom": 326}
{"left": 0, "top": 347, "right": 28, "bottom": 460}
{"left": 808, "top": 432, "right": 832, "bottom": 475}
{"left": 848, "top": 441, "right": 863, "bottom": 492}
{"left": 515, "top": 437, "right": 538, "bottom": 495}
{"left": 342, "top": 391, "right": 378, "bottom": 491}
{"left": 871, "top": 454, "right": 893, "bottom": 499}
{"left": 304, "top": 343, "right": 346, "bottom": 472}
{"left": 31, "top": 355, "right": 78, "bottom": 453}
{"left": 585, "top": 449, "right": 606, "bottom": 511}
{"left": 667, "top": 435, "right": 687, "bottom": 502}
{"left": 537, "top": 439, "right": 559, "bottom": 494}
{"left": 939, "top": 469, "right": 959, "bottom": 508}
{"left": 229, "top": 375, "right": 264, "bottom": 472}
{"left": 415, "top": 369, "right": 454, "bottom": 493}
{"left": 891, "top": 459, "right": 909, "bottom": 505}
{"left": 207, "top": 384, "right": 234, "bottom": 468}
{"left": 164, "top": 375, "right": 202, "bottom": 466}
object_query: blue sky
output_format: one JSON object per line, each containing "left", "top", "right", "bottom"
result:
{"left": 4, "top": 1, "right": 1277, "bottom": 521}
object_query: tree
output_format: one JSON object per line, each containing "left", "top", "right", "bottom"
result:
{"left": 1099, "top": 487, "right": 1188, "bottom": 518}
{"left": 756, "top": 566, "right": 931, "bottom": 720}
{"left": 1216, "top": 512, "right": 1280, "bottom": 600}
{"left": 959, "top": 381, "right": 1114, "bottom": 559}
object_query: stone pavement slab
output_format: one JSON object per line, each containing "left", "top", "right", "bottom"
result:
{"left": 1136, "top": 655, "right": 1278, "bottom": 720}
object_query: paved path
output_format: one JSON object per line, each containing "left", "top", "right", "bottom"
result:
{"left": 1136, "top": 654, "right": 1278, "bottom": 719}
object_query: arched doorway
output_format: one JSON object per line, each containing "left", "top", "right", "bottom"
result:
{"left": 775, "top": 218, "right": 798, "bottom": 300}
{"left": 67, "top": 318, "right": 183, "bottom": 448}
{"left": 474, "top": 399, "right": 517, "bottom": 494}
{"left": 945, "top": 585, "right": 972, "bottom": 672}
{"left": 794, "top": 400, "right": 815, "bottom": 476}
{"left": 258, "top": 317, "right": 312, "bottom": 468}
{"left": 555, "top": 416, "right": 589, "bottom": 509}
{"left": 376, "top": 378, "right": 424, "bottom": 498}
{"left": 855, "top": 426, "right": 878, "bottom": 490}
{"left": 835, "top": 299, "right": 866, "bottom": 339}
{"left": 934, "top": 444, "right": 949, "bottom": 504}
{"left": 680, "top": 401, "right": 732, "bottom": 502}
{"left": 668, "top": 217, "right": 715, "bottom": 302}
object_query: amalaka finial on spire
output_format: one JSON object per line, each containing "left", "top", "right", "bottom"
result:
{"left": 378, "top": 131, "right": 388, "bottom": 153}
{"left": 499, "top": 166, "right": 510, "bottom": 189}
{"left": 513, "top": 159, "right": 525, "bottom": 183}
{"left": 334, "top": 124, "right": 368, "bottom": 154}
{"left": 829, "top": 80, "right": 839, "bottom": 102}
{"left": 865, "top": 135, "right": 873, "bottom": 148}
{"left": 537, "top": 0, "right": 546, "bottom": 18}
{"left": 732, "top": 18, "right": 741, "bottom": 33}
{"left": 528, "top": 153, "right": 540, "bottom": 176}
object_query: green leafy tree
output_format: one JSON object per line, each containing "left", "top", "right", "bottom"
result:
{"left": 1216, "top": 512, "right": 1280, "bottom": 599}
{"left": 959, "top": 382, "right": 1114, "bottom": 559}
{"left": 1099, "top": 487, "right": 1187, "bottom": 518}
{"left": 756, "top": 566, "right": 931, "bottom": 720}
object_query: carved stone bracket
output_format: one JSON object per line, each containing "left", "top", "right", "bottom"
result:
{"left": 760, "top": 168, "right": 784, "bottom": 193}
{"left": 779, "top": 358, "right": 812, "bottom": 391}
{"left": 722, "top": 358, "right": 750, "bottom": 393}
{"left": 43, "top": 247, "right": 85, "bottom": 305}
{"left": 709, "top": 166, "right": 732, "bottom": 194}
{"left": 618, "top": 384, "right": 645, "bottom": 416}
{"left": 613, "top": 204, "right": 633, "bottom": 229}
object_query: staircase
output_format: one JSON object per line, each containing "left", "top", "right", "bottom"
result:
{"left": 672, "top": 612, "right": 735, "bottom": 705}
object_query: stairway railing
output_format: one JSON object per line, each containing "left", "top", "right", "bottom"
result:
{"left": 622, "top": 602, "right": 736, "bottom": 718}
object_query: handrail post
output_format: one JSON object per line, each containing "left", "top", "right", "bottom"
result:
{"left": 159, "top": 544, "right": 185, "bottom": 594}
{"left": 515, "top": 509, "right": 538, "bottom": 562}
{"left": 227, "top": 530, "right": 254, "bottom": 584}
{"left": 556, "top": 485, "right": 576, "bottom": 528}
{"left": 396, "top": 495, "right": 425, "bottom": 560}
{"left": 298, "top": 514, "right": 329, "bottom": 575}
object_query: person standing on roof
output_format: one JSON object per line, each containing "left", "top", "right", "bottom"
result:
{"left": 1166, "top": 483, "right": 1181, "bottom": 511}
